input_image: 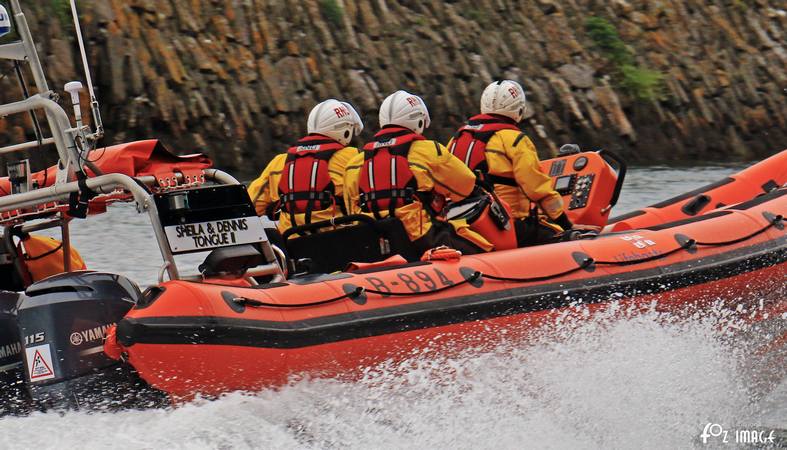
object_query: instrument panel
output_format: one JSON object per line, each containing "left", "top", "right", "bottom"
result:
{"left": 538, "top": 150, "right": 625, "bottom": 227}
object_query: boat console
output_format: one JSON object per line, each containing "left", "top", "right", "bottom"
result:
{"left": 538, "top": 147, "right": 626, "bottom": 227}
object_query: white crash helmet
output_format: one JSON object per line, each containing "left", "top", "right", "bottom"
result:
{"left": 379, "top": 90, "right": 431, "bottom": 135}
{"left": 480, "top": 80, "right": 527, "bottom": 123}
{"left": 307, "top": 99, "right": 364, "bottom": 146}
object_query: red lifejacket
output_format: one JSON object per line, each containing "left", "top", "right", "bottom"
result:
{"left": 448, "top": 114, "right": 521, "bottom": 186}
{"left": 278, "top": 134, "right": 345, "bottom": 225}
{"left": 359, "top": 127, "right": 425, "bottom": 219}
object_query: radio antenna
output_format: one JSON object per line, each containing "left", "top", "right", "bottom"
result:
{"left": 69, "top": 0, "right": 103, "bottom": 139}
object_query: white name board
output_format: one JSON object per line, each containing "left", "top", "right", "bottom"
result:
{"left": 164, "top": 217, "right": 266, "bottom": 253}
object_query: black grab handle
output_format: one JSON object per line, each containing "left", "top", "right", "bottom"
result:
{"left": 282, "top": 214, "right": 377, "bottom": 241}
{"left": 598, "top": 149, "right": 627, "bottom": 209}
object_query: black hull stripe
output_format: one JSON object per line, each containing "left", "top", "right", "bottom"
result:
{"left": 117, "top": 237, "right": 787, "bottom": 349}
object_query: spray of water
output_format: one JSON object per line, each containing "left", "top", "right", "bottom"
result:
{"left": 0, "top": 300, "right": 783, "bottom": 450}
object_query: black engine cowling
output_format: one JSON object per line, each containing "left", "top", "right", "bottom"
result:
{"left": 14, "top": 271, "right": 159, "bottom": 410}
{"left": 0, "top": 290, "right": 26, "bottom": 415}
{"left": 0, "top": 291, "right": 22, "bottom": 373}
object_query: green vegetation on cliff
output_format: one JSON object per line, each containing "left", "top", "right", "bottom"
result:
{"left": 319, "top": 0, "right": 344, "bottom": 28}
{"left": 50, "top": 0, "right": 71, "bottom": 26}
{"left": 585, "top": 16, "right": 663, "bottom": 102}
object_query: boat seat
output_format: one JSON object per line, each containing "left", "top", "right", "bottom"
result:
{"left": 198, "top": 244, "right": 265, "bottom": 278}
{"left": 283, "top": 215, "right": 418, "bottom": 274}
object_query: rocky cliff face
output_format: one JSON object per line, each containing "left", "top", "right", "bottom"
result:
{"left": 0, "top": 0, "right": 784, "bottom": 177}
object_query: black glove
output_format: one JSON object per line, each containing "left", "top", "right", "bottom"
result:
{"left": 554, "top": 212, "right": 573, "bottom": 231}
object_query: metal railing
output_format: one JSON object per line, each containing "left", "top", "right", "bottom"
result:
{"left": 0, "top": 1, "right": 284, "bottom": 285}
{"left": 0, "top": 169, "right": 281, "bottom": 283}
{"left": 0, "top": 95, "right": 81, "bottom": 171}
{"left": 0, "top": 0, "right": 95, "bottom": 181}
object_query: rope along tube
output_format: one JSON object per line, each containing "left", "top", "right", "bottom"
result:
{"left": 594, "top": 213, "right": 783, "bottom": 266}
{"left": 232, "top": 261, "right": 594, "bottom": 309}
{"left": 236, "top": 214, "right": 783, "bottom": 308}
{"left": 694, "top": 214, "right": 782, "bottom": 247}
{"left": 234, "top": 290, "right": 361, "bottom": 309}
{"left": 233, "top": 273, "right": 482, "bottom": 308}
{"left": 593, "top": 241, "right": 692, "bottom": 266}
{"left": 479, "top": 257, "right": 594, "bottom": 282}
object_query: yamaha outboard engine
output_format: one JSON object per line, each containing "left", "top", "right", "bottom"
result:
{"left": 0, "top": 292, "right": 22, "bottom": 374}
{"left": 0, "top": 290, "right": 27, "bottom": 415}
{"left": 16, "top": 271, "right": 162, "bottom": 410}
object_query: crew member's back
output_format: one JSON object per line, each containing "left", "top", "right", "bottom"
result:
{"left": 344, "top": 90, "right": 492, "bottom": 257}
{"left": 248, "top": 99, "right": 364, "bottom": 235}
{"left": 448, "top": 80, "right": 596, "bottom": 246}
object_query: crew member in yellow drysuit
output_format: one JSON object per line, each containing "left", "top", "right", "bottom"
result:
{"left": 247, "top": 99, "right": 363, "bottom": 235}
{"left": 447, "top": 80, "right": 594, "bottom": 246}
{"left": 344, "top": 90, "right": 492, "bottom": 257}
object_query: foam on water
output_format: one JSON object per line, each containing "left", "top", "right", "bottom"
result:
{"left": 1, "top": 301, "right": 783, "bottom": 450}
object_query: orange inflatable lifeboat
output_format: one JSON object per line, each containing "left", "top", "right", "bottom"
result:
{"left": 104, "top": 187, "right": 786, "bottom": 401}
{"left": 608, "top": 149, "right": 787, "bottom": 231}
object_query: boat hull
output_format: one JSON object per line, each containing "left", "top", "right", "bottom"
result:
{"left": 113, "top": 260, "right": 785, "bottom": 400}
{"left": 107, "top": 189, "right": 787, "bottom": 400}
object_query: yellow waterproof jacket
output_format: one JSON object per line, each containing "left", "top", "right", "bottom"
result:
{"left": 247, "top": 147, "right": 359, "bottom": 233}
{"left": 449, "top": 130, "right": 566, "bottom": 224}
{"left": 344, "top": 139, "right": 493, "bottom": 251}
